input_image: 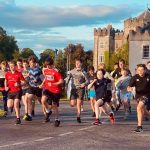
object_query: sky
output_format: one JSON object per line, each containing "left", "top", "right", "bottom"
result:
{"left": 0, "top": 0, "right": 150, "bottom": 56}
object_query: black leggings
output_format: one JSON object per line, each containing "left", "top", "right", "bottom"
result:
{"left": 1, "top": 91, "right": 8, "bottom": 111}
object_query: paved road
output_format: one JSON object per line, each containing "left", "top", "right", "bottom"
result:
{"left": 0, "top": 100, "right": 150, "bottom": 150}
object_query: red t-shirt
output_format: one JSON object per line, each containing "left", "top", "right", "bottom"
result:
{"left": 43, "top": 68, "right": 62, "bottom": 94}
{"left": 5, "top": 71, "right": 25, "bottom": 93}
{"left": 16, "top": 66, "right": 23, "bottom": 73}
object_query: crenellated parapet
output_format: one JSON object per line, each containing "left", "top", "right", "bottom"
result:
{"left": 94, "top": 25, "right": 115, "bottom": 36}
{"left": 115, "top": 31, "right": 124, "bottom": 40}
{"left": 129, "top": 25, "right": 150, "bottom": 41}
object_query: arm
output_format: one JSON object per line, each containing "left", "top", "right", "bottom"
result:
{"left": 88, "top": 79, "right": 97, "bottom": 90}
{"left": 51, "top": 79, "right": 64, "bottom": 86}
{"left": 127, "top": 76, "right": 135, "bottom": 92}
{"left": 4, "top": 79, "right": 9, "bottom": 91}
{"left": 80, "top": 71, "right": 89, "bottom": 88}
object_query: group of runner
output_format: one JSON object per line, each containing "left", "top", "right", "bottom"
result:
{"left": 0, "top": 56, "right": 150, "bottom": 132}
{"left": 0, "top": 56, "right": 63, "bottom": 126}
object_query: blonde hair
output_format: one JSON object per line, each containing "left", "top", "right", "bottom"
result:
{"left": 98, "top": 63, "right": 106, "bottom": 69}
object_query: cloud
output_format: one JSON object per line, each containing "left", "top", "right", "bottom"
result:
{"left": 0, "top": 1, "right": 143, "bottom": 29}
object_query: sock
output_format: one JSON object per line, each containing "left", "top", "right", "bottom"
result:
{"left": 46, "top": 109, "right": 50, "bottom": 113}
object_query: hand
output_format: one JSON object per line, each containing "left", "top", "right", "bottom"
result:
{"left": 80, "top": 83, "right": 85, "bottom": 88}
{"left": 48, "top": 82, "right": 52, "bottom": 86}
{"left": 39, "top": 84, "right": 43, "bottom": 89}
{"left": 33, "top": 79, "right": 37, "bottom": 83}
{"left": 14, "top": 82, "right": 19, "bottom": 87}
{"left": 5, "top": 87, "right": 9, "bottom": 91}
{"left": 93, "top": 79, "right": 97, "bottom": 82}
{"left": 127, "top": 86, "right": 132, "bottom": 92}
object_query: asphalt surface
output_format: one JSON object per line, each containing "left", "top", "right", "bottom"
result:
{"left": 0, "top": 100, "right": 150, "bottom": 150}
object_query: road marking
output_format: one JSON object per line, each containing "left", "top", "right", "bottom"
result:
{"left": 35, "top": 137, "right": 53, "bottom": 142}
{"left": 0, "top": 142, "right": 26, "bottom": 148}
{"left": 79, "top": 126, "right": 94, "bottom": 131}
{"left": 59, "top": 132, "right": 73, "bottom": 136}
{"left": 0, "top": 125, "right": 96, "bottom": 148}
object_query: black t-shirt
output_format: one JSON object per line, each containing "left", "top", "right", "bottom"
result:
{"left": 94, "top": 78, "right": 111, "bottom": 100}
{"left": 88, "top": 73, "right": 96, "bottom": 83}
{"left": 112, "top": 68, "right": 131, "bottom": 79}
{"left": 129, "top": 74, "right": 150, "bottom": 99}
{"left": 0, "top": 78, "right": 5, "bottom": 88}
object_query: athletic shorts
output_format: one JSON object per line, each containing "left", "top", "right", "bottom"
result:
{"left": 70, "top": 88, "right": 85, "bottom": 101}
{"left": 27, "top": 87, "right": 42, "bottom": 97}
{"left": 22, "top": 88, "right": 29, "bottom": 96}
{"left": 104, "top": 90, "right": 112, "bottom": 103}
{"left": 137, "top": 96, "right": 149, "bottom": 106}
{"left": 42, "top": 89, "right": 60, "bottom": 107}
{"left": 120, "top": 92, "right": 133, "bottom": 102}
{"left": 88, "top": 90, "right": 96, "bottom": 99}
{"left": 8, "top": 91, "right": 22, "bottom": 100}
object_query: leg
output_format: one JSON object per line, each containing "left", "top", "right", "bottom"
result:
{"left": 95, "top": 99, "right": 104, "bottom": 119}
{"left": 27, "top": 94, "right": 34, "bottom": 116}
{"left": 7, "top": 99, "right": 14, "bottom": 111}
{"left": 41, "top": 95, "right": 49, "bottom": 113}
{"left": 14, "top": 99, "right": 20, "bottom": 118}
{"left": 90, "top": 98, "right": 95, "bottom": 113}
{"left": 76, "top": 99, "right": 82, "bottom": 118}
{"left": 137, "top": 101, "right": 145, "bottom": 127}
{"left": 70, "top": 99, "right": 77, "bottom": 107}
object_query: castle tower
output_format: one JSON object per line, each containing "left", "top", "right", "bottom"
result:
{"left": 124, "top": 9, "right": 150, "bottom": 41}
{"left": 93, "top": 25, "right": 115, "bottom": 70}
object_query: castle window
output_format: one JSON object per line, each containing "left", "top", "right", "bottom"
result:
{"left": 99, "top": 55, "right": 104, "bottom": 63}
{"left": 100, "top": 42, "right": 104, "bottom": 48}
{"left": 143, "top": 45, "right": 149, "bottom": 59}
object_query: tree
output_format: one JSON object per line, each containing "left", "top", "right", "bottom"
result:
{"left": 109, "top": 43, "right": 129, "bottom": 70}
{"left": 20, "top": 48, "right": 37, "bottom": 59}
{"left": 39, "top": 49, "right": 55, "bottom": 65}
{"left": 0, "top": 27, "right": 19, "bottom": 61}
{"left": 55, "top": 49, "right": 66, "bottom": 77}
{"left": 64, "top": 44, "right": 85, "bottom": 70}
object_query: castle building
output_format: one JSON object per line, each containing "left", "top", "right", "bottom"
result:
{"left": 93, "top": 9, "right": 150, "bottom": 74}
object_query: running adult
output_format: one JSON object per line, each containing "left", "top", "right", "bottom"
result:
{"left": 66, "top": 59, "right": 89, "bottom": 123}
{"left": 127, "top": 64, "right": 150, "bottom": 132}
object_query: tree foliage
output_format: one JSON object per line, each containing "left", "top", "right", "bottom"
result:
{"left": 109, "top": 43, "right": 129, "bottom": 70}
{"left": 0, "top": 27, "right": 19, "bottom": 61}
{"left": 20, "top": 48, "right": 37, "bottom": 59}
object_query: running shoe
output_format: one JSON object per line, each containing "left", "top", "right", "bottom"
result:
{"left": 54, "top": 120, "right": 60, "bottom": 127}
{"left": 44, "top": 111, "right": 52, "bottom": 123}
{"left": 15, "top": 118, "right": 21, "bottom": 125}
{"left": 77, "top": 117, "right": 81, "bottom": 123}
{"left": 93, "top": 119, "right": 102, "bottom": 125}
{"left": 134, "top": 126, "right": 143, "bottom": 133}
{"left": 109, "top": 113, "right": 115, "bottom": 124}
{"left": 23, "top": 114, "right": 32, "bottom": 121}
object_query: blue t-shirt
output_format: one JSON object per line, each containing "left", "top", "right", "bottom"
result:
{"left": 28, "top": 67, "right": 42, "bottom": 87}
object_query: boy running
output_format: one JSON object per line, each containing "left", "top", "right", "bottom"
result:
{"left": 5, "top": 61, "right": 25, "bottom": 124}
{"left": 40, "top": 57, "right": 63, "bottom": 126}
